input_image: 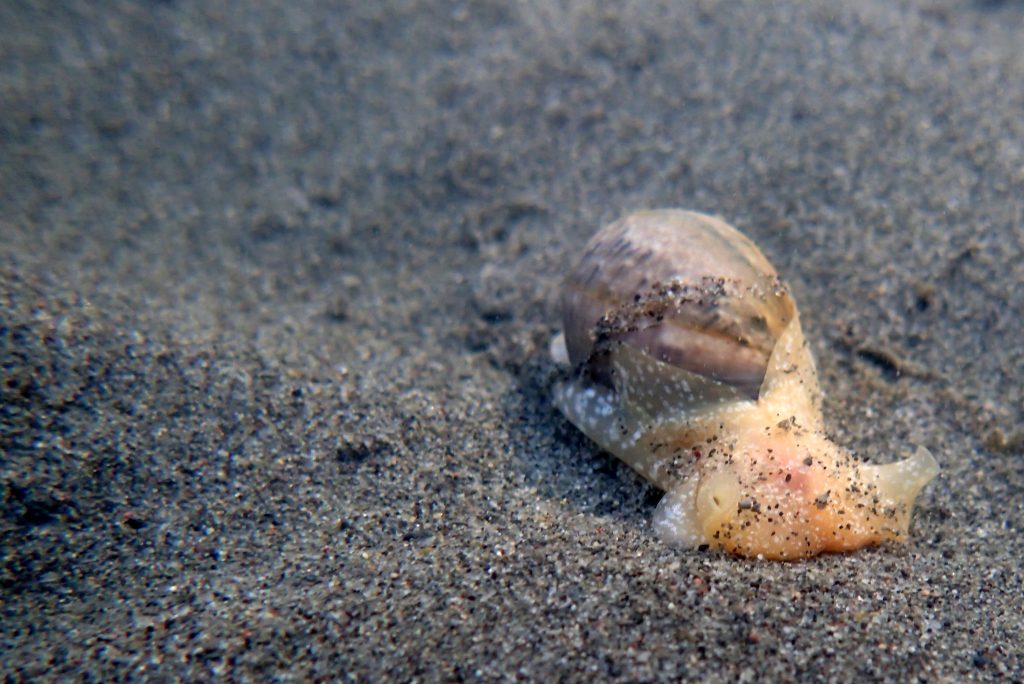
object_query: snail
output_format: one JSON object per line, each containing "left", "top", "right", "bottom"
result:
{"left": 551, "top": 209, "right": 938, "bottom": 560}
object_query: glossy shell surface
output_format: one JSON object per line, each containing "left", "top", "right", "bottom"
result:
{"left": 562, "top": 210, "right": 795, "bottom": 398}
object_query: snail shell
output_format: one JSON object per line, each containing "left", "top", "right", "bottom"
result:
{"left": 552, "top": 209, "right": 938, "bottom": 560}
{"left": 562, "top": 210, "right": 796, "bottom": 398}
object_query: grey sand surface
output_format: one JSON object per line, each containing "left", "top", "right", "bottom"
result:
{"left": 2, "top": 1, "right": 1023, "bottom": 680}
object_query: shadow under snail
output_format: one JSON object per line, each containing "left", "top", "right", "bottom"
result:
{"left": 551, "top": 209, "right": 938, "bottom": 560}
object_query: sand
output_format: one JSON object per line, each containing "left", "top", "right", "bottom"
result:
{"left": 1, "top": 1, "right": 1022, "bottom": 680}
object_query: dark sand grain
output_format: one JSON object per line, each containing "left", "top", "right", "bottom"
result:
{"left": 2, "top": 1, "right": 1022, "bottom": 681}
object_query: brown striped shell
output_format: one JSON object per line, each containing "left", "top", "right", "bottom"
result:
{"left": 562, "top": 209, "right": 796, "bottom": 399}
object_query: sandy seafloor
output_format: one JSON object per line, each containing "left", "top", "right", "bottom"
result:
{"left": 1, "top": 1, "right": 1023, "bottom": 681}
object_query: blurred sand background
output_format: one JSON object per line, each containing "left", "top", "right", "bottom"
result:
{"left": 1, "top": 1, "right": 1022, "bottom": 680}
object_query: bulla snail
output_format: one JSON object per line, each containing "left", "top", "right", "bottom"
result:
{"left": 551, "top": 209, "right": 938, "bottom": 560}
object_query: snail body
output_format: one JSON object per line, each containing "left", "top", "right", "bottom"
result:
{"left": 552, "top": 209, "right": 938, "bottom": 560}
